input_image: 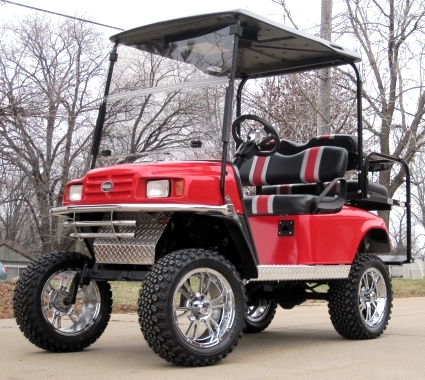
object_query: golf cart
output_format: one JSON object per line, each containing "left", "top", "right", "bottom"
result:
{"left": 14, "top": 9, "right": 411, "bottom": 366}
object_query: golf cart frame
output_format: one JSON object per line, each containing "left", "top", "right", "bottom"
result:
{"left": 14, "top": 9, "right": 411, "bottom": 367}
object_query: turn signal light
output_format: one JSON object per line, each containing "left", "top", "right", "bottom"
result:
{"left": 174, "top": 180, "right": 184, "bottom": 196}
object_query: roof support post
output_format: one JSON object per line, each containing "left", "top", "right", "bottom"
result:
{"left": 347, "top": 61, "right": 363, "bottom": 195}
{"left": 220, "top": 17, "right": 241, "bottom": 199}
{"left": 91, "top": 41, "right": 119, "bottom": 169}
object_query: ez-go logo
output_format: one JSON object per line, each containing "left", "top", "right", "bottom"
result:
{"left": 101, "top": 181, "right": 114, "bottom": 192}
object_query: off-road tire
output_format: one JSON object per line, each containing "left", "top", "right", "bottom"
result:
{"left": 138, "top": 249, "right": 246, "bottom": 366}
{"left": 328, "top": 253, "right": 392, "bottom": 339}
{"left": 13, "top": 251, "right": 112, "bottom": 352}
{"left": 245, "top": 299, "right": 277, "bottom": 333}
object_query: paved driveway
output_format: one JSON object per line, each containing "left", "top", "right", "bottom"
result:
{"left": 2, "top": 297, "right": 424, "bottom": 380}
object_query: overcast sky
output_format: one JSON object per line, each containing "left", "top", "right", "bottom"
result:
{"left": 1, "top": 0, "right": 322, "bottom": 32}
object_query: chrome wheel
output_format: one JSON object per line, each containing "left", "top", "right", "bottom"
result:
{"left": 358, "top": 267, "right": 387, "bottom": 328}
{"left": 14, "top": 251, "right": 112, "bottom": 352}
{"left": 173, "top": 268, "right": 235, "bottom": 348}
{"left": 247, "top": 299, "right": 272, "bottom": 322}
{"left": 139, "top": 249, "right": 245, "bottom": 366}
{"left": 41, "top": 270, "right": 101, "bottom": 336}
{"left": 328, "top": 253, "right": 392, "bottom": 339}
{"left": 244, "top": 297, "right": 277, "bottom": 333}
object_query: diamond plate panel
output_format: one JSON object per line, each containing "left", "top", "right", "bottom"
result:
{"left": 94, "top": 212, "right": 171, "bottom": 264}
{"left": 251, "top": 265, "right": 351, "bottom": 281}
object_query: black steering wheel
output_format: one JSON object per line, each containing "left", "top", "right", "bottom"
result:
{"left": 232, "top": 114, "right": 280, "bottom": 157}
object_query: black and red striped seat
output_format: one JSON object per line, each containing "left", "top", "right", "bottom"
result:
{"left": 239, "top": 146, "right": 347, "bottom": 186}
{"left": 279, "top": 134, "right": 359, "bottom": 170}
{"left": 239, "top": 147, "right": 348, "bottom": 215}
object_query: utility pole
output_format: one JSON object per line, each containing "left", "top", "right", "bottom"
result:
{"left": 317, "top": 0, "right": 332, "bottom": 135}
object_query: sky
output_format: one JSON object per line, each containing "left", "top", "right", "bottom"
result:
{"left": 0, "top": 0, "right": 322, "bottom": 33}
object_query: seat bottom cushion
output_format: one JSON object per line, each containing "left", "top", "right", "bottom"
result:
{"left": 243, "top": 194, "right": 318, "bottom": 215}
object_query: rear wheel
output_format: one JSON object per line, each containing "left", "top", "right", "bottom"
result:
{"left": 13, "top": 251, "right": 112, "bottom": 352}
{"left": 138, "top": 249, "right": 246, "bottom": 366}
{"left": 245, "top": 299, "right": 277, "bottom": 333}
{"left": 328, "top": 253, "right": 392, "bottom": 339}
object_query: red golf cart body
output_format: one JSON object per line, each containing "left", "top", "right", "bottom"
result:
{"left": 15, "top": 9, "right": 410, "bottom": 366}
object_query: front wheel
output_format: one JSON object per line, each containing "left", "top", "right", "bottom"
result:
{"left": 328, "top": 253, "right": 392, "bottom": 339}
{"left": 13, "top": 251, "right": 112, "bottom": 352}
{"left": 138, "top": 249, "right": 246, "bottom": 366}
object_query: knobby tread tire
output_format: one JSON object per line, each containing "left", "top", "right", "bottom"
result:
{"left": 138, "top": 249, "right": 246, "bottom": 366}
{"left": 244, "top": 300, "right": 277, "bottom": 334}
{"left": 328, "top": 253, "right": 392, "bottom": 340}
{"left": 13, "top": 251, "right": 112, "bottom": 352}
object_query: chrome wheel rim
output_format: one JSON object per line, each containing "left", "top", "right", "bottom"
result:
{"left": 247, "top": 299, "right": 272, "bottom": 323}
{"left": 358, "top": 267, "right": 387, "bottom": 327}
{"left": 173, "top": 268, "right": 235, "bottom": 348}
{"left": 41, "top": 270, "right": 101, "bottom": 336}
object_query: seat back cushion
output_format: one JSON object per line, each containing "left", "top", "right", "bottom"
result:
{"left": 279, "top": 134, "right": 358, "bottom": 170}
{"left": 239, "top": 146, "right": 348, "bottom": 186}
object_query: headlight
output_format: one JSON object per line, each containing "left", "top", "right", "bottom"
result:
{"left": 147, "top": 180, "right": 169, "bottom": 198}
{"left": 69, "top": 184, "right": 83, "bottom": 201}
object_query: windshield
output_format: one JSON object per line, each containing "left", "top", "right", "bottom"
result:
{"left": 97, "top": 26, "right": 235, "bottom": 166}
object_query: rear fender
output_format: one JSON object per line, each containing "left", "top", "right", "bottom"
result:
{"left": 359, "top": 228, "right": 391, "bottom": 254}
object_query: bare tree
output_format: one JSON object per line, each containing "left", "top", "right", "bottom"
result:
{"left": 248, "top": 71, "right": 357, "bottom": 142}
{"left": 338, "top": 0, "right": 425, "bottom": 199}
{"left": 0, "top": 14, "right": 108, "bottom": 254}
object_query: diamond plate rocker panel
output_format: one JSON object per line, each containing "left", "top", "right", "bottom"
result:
{"left": 94, "top": 212, "right": 170, "bottom": 265}
{"left": 252, "top": 265, "right": 351, "bottom": 281}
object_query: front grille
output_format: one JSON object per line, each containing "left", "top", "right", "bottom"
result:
{"left": 85, "top": 173, "right": 134, "bottom": 201}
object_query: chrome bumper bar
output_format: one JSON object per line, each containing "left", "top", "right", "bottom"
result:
{"left": 51, "top": 203, "right": 233, "bottom": 216}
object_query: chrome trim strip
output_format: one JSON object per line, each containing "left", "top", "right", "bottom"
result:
{"left": 251, "top": 265, "right": 351, "bottom": 281}
{"left": 70, "top": 233, "right": 134, "bottom": 239}
{"left": 64, "top": 221, "right": 136, "bottom": 227}
{"left": 51, "top": 203, "right": 232, "bottom": 216}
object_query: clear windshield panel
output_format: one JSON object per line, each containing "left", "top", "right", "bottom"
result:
{"left": 98, "top": 27, "right": 234, "bottom": 166}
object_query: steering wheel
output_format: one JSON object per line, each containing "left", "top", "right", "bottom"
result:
{"left": 232, "top": 114, "right": 280, "bottom": 157}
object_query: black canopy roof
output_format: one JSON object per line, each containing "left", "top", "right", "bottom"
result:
{"left": 110, "top": 9, "right": 361, "bottom": 78}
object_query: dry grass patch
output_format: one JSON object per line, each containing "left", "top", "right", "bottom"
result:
{"left": 392, "top": 279, "right": 425, "bottom": 298}
{"left": 110, "top": 281, "right": 141, "bottom": 313}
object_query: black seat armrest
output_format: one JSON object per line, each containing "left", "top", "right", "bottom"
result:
{"left": 314, "top": 178, "right": 347, "bottom": 214}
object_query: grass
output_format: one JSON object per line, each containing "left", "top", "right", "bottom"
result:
{"left": 110, "top": 281, "right": 142, "bottom": 306}
{"left": 108, "top": 278, "right": 425, "bottom": 308}
{"left": 392, "top": 279, "right": 425, "bottom": 297}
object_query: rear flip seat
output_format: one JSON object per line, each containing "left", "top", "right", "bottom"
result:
{"left": 272, "top": 134, "right": 388, "bottom": 200}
